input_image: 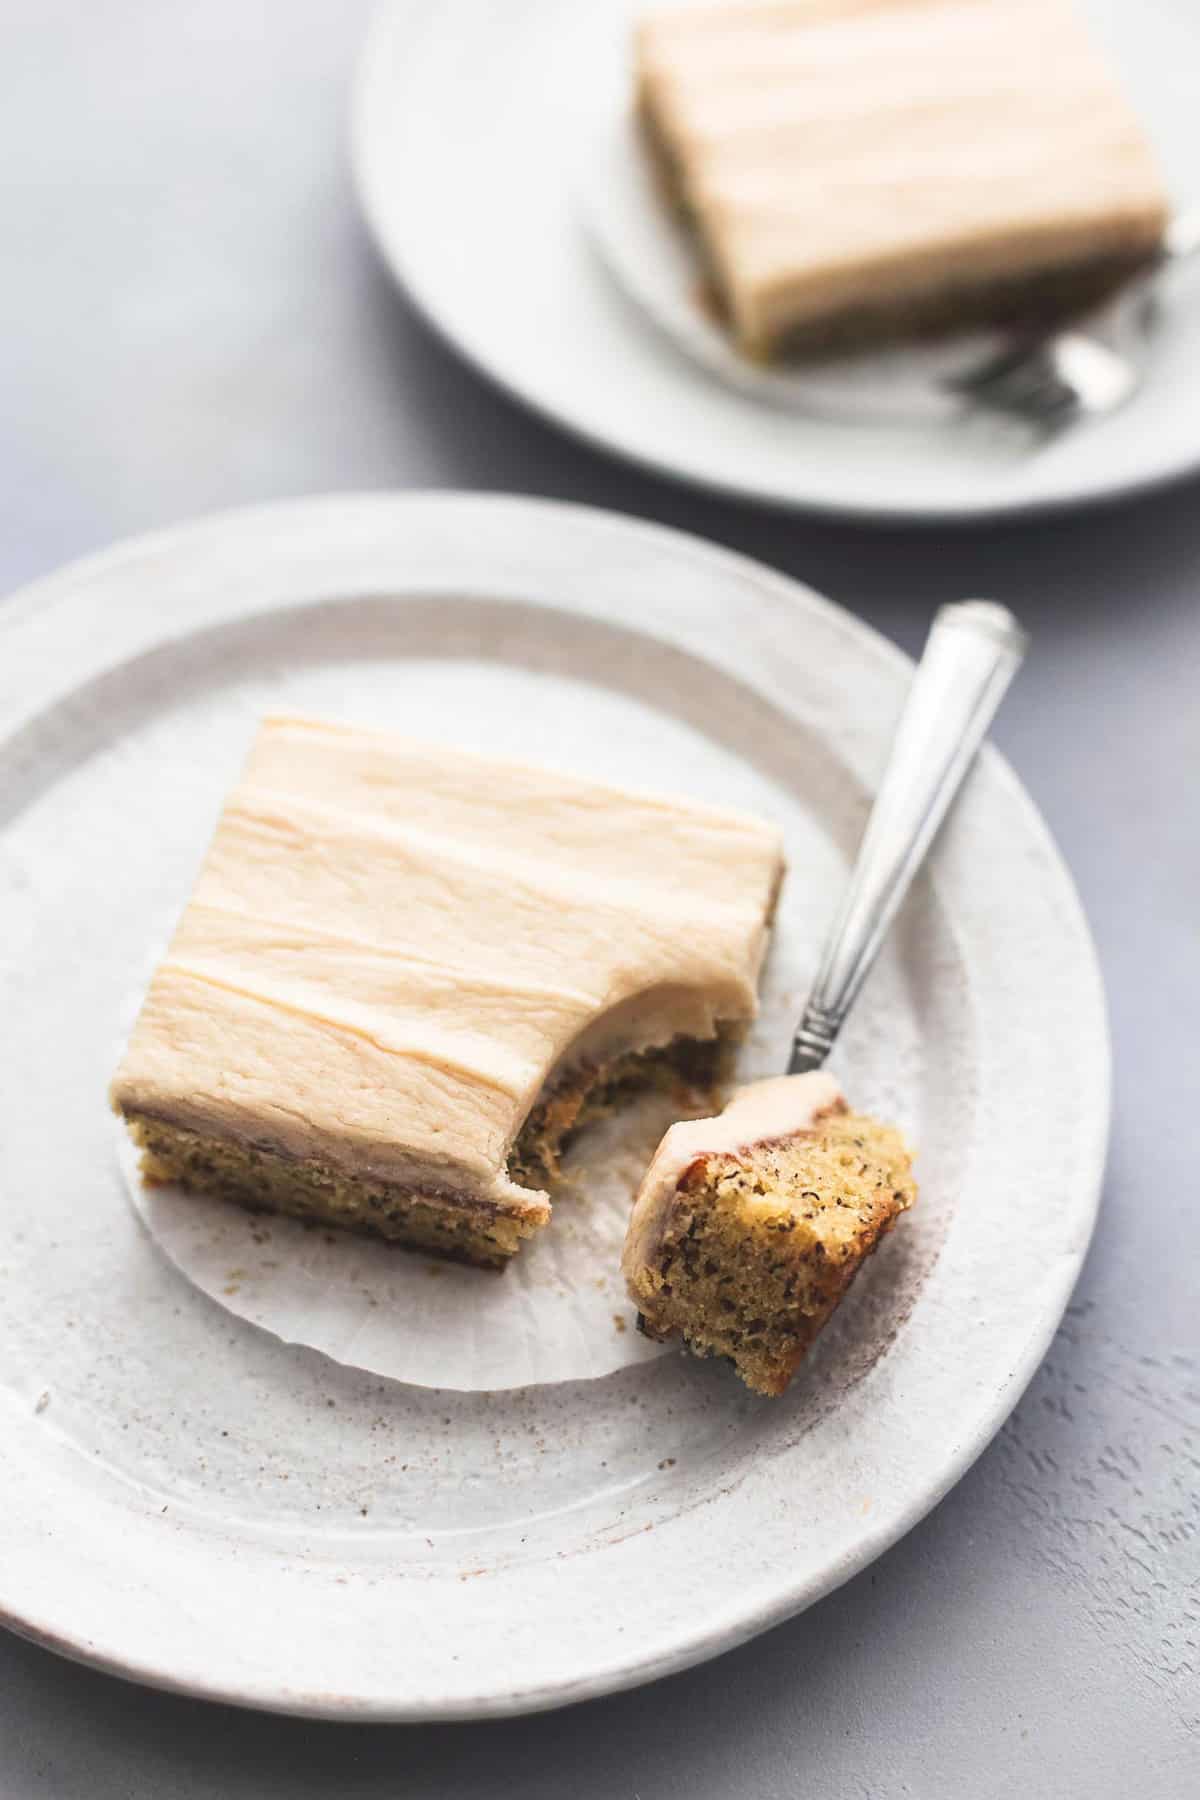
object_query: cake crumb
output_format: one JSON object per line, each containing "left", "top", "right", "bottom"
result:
{"left": 34, "top": 1390, "right": 50, "bottom": 1415}
{"left": 613, "top": 1313, "right": 627, "bottom": 1334}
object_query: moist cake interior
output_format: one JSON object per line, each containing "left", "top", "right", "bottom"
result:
{"left": 627, "top": 1103, "right": 916, "bottom": 1394}
{"left": 129, "top": 1028, "right": 736, "bottom": 1271}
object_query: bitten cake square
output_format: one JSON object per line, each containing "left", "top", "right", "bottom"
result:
{"left": 622, "top": 1073, "right": 916, "bottom": 1393}
{"left": 111, "top": 715, "right": 785, "bottom": 1268}
{"left": 636, "top": 0, "right": 1169, "bottom": 358}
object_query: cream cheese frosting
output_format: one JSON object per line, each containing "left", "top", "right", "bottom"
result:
{"left": 636, "top": 0, "right": 1169, "bottom": 353}
{"left": 111, "top": 716, "right": 785, "bottom": 1221}
{"left": 622, "top": 1070, "right": 845, "bottom": 1276}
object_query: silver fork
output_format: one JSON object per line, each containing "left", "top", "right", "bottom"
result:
{"left": 946, "top": 211, "right": 1200, "bottom": 434}
{"left": 789, "top": 601, "right": 1027, "bottom": 1073}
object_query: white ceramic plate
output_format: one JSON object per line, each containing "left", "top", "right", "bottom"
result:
{"left": 351, "top": 0, "right": 1200, "bottom": 521}
{"left": 0, "top": 493, "right": 1108, "bottom": 1719}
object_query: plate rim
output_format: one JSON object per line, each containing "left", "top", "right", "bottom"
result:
{"left": 349, "top": 0, "right": 1200, "bottom": 526}
{"left": 0, "top": 490, "right": 1112, "bottom": 1719}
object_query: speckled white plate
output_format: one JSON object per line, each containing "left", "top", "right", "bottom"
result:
{"left": 352, "top": 0, "right": 1200, "bottom": 520}
{"left": 0, "top": 493, "right": 1108, "bottom": 1718}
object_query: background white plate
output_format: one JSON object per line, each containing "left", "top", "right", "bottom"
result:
{"left": 0, "top": 493, "right": 1108, "bottom": 1719}
{"left": 352, "top": 0, "right": 1200, "bottom": 520}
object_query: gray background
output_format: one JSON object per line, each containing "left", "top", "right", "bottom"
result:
{"left": 2, "top": 3, "right": 1197, "bottom": 1794}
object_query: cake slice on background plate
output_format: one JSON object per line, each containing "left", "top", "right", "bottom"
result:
{"left": 636, "top": 0, "right": 1169, "bottom": 359}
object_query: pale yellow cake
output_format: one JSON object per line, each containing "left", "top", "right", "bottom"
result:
{"left": 111, "top": 716, "right": 785, "bottom": 1268}
{"left": 636, "top": 0, "right": 1170, "bottom": 357}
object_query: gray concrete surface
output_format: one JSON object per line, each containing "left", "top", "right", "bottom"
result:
{"left": 1, "top": 4, "right": 1197, "bottom": 1794}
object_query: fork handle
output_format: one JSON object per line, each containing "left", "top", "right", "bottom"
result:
{"left": 788, "top": 601, "right": 1027, "bottom": 1073}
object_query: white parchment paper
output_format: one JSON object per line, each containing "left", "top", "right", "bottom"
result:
{"left": 117, "top": 1084, "right": 721, "bottom": 1389}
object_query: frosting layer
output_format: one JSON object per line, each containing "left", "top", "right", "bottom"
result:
{"left": 112, "top": 716, "right": 785, "bottom": 1218}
